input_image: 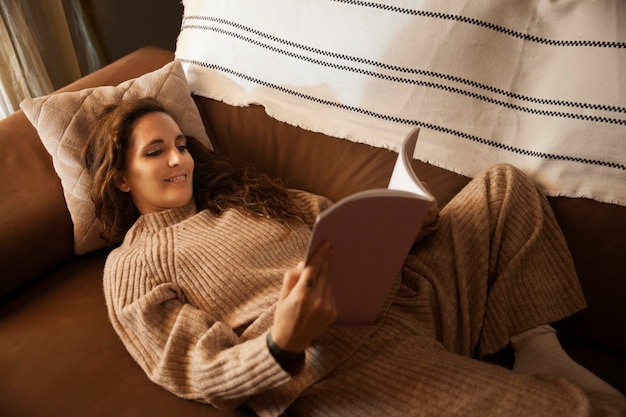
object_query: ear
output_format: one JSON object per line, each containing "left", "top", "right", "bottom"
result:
{"left": 114, "top": 174, "right": 131, "bottom": 193}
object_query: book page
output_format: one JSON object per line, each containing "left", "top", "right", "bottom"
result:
{"left": 388, "top": 128, "right": 432, "bottom": 199}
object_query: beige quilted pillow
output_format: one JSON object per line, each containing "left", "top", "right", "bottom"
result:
{"left": 20, "top": 60, "right": 212, "bottom": 255}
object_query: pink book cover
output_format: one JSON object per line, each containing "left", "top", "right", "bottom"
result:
{"left": 306, "top": 128, "right": 433, "bottom": 324}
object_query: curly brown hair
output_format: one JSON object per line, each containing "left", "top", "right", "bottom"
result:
{"left": 82, "top": 97, "right": 305, "bottom": 244}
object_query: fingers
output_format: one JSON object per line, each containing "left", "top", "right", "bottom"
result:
{"left": 280, "top": 262, "right": 304, "bottom": 301}
{"left": 302, "top": 241, "right": 337, "bottom": 323}
{"left": 300, "top": 241, "right": 333, "bottom": 292}
{"left": 272, "top": 242, "right": 336, "bottom": 352}
{"left": 280, "top": 240, "right": 332, "bottom": 302}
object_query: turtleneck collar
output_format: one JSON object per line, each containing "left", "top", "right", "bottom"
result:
{"left": 133, "top": 201, "right": 198, "bottom": 233}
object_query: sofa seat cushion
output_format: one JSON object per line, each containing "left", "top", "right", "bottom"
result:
{"left": 0, "top": 250, "right": 253, "bottom": 417}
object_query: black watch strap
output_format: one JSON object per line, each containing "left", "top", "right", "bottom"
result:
{"left": 266, "top": 332, "right": 305, "bottom": 375}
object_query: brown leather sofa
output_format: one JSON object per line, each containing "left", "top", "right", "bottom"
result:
{"left": 1, "top": 46, "right": 624, "bottom": 416}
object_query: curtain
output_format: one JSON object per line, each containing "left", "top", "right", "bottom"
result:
{"left": 0, "top": 0, "right": 105, "bottom": 119}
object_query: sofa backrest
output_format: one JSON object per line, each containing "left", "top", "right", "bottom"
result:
{"left": 194, "top": 94, "right": 626, "bottom": 360}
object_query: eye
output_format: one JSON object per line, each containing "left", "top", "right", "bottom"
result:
{"left": 145, "top": 149, "right": 163, "bottom": 157}
{"left": 177, "top": 145, "right": 188, "bottom": 153}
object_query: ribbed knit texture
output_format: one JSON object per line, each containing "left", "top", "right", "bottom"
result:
{"left": 104, "top": 165, "right": 624, "bottom": 416}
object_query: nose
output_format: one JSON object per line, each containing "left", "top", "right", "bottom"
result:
{"left": 168, "top": 148, "right": 183, "bottom": 167}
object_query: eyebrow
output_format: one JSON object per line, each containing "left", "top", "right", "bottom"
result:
{"left": 141, "top": 135, "right": 187, "bottom": 148}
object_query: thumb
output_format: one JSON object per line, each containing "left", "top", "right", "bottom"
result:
{"left": 279, "top": 261, "right": 304, "bottom": 301}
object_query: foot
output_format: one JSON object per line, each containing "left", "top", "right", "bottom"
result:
{"left": 511, "top": 325, "right": 623, "bottom": 397}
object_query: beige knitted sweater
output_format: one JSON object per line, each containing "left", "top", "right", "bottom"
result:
{"left": 104, "top": 166, "right": 624, "bottom": 417}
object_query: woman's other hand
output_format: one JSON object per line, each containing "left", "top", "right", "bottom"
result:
{"left": 271, "top": 242, "right": 336, "bottom": 353}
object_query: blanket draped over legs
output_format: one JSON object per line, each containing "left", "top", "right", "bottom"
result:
{"left": 289, "top": 164, "right": 625, "bottom": 416}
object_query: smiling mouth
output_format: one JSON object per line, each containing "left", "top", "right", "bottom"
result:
{"left": 164, "top": 174, "right": 187, "bottom": 183}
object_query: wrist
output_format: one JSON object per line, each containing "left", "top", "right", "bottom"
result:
{"left": 266, "top": 332, "right": 305, "bottom": 375}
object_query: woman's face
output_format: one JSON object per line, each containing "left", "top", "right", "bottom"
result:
{"left": 116, "top": 111, "right": 194, "bottom": 214}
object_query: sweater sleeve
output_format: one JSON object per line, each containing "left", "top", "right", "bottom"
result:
{"left": 103, "top": 248, "right": 292, "bottom": 410}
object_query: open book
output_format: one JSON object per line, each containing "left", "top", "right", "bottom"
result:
{"left": 305, "top": 128, "right": 434, "bottom": 325}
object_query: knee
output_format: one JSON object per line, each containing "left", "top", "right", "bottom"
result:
{"left": 483, "top": 163, "right": 536, "bottom": 188}
{"left": 478, "top": 163, "right": 545, "bottom": 203}
{"left": 485, "top": 163, "right": 525, "bottom": 177}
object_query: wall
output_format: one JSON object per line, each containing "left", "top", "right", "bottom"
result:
{"left": 83, "top": 0, "right": 183, "bottom": 64}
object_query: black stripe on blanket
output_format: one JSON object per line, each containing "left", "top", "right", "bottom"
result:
{"left": 179, "top": 57, "right": 626, "bottom": 172}
{"left": 180, "top": 18, "right": 626, "bottom": 125}
{"left": 331, "top": 0, "right": 626, "bottom": 49}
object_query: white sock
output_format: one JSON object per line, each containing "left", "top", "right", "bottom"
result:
{"left": 510, "top": 325, "right": 623, "bottom": 396}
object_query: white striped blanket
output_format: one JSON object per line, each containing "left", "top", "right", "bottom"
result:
{"left": 175, "top": 0, "right": 626, "bottom": 206}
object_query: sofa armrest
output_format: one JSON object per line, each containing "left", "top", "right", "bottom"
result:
{"left": 0, "top": 46, "right": 175, "bottom": 298}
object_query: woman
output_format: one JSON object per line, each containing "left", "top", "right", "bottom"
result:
{"left": 83, "top": 98, "right": 624, "bottom": 416}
